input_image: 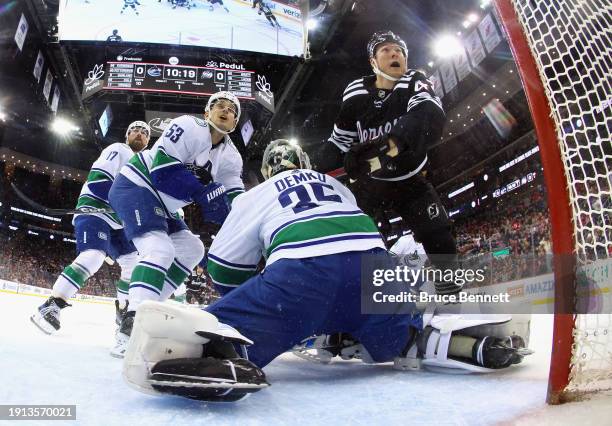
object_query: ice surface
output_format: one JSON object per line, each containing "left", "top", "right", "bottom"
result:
{"left": 2, "top": 291, "right": 611, "bottom": 425}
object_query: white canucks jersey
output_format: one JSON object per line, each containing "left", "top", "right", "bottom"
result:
{"left": 118, "top": 115, "right": 244, "bottom": 216}
{"left": 75, "top": 142, "right": 135, "bottom": 229}
{"left": 207, "top": 169, "right": 386, "bottom": 290}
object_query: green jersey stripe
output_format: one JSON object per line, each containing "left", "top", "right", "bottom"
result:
{"left": 86, "top": 170, "right": 113, "bottom": 183}
{"left": 151, "top": 149, "right": 181, "bottom": 170}
{"left": 267, "top": 214, "right": 378, "bottom": 257}
{"left": 128, "top": 155, "right": 151, "bottom": 180}
{"left": 208, "top": 258, "right": 257, "bottom": 286}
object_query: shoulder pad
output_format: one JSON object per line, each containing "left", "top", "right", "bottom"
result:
{"left": 191, "top": 116, "right": 208, "bottom": 127}
{"left": 342, "top": 76, "right": 371, "bottom": 102}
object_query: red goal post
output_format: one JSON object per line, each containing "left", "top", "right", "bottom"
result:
{"left": 494, "top": 0, "right": 611, "bottom": 404}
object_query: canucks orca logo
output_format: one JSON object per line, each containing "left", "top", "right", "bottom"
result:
{"left": 147, "top": 66, "right": 162, "bottom": 77}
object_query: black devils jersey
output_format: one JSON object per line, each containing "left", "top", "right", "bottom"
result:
{"left": 328, "top": 69, "right": 443, "bottom": 181}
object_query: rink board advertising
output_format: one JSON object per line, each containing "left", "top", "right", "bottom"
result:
{"left": 58, "top": 0, "right": 305, "bottom": 57}
{"left": 103, "top": 62, "right": 255, "bottom": 99}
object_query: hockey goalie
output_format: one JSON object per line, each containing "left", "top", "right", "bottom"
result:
{"left": 122, "top": 140, "right": 532, "bottom": 402}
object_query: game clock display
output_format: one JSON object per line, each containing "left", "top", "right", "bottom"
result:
{"left": 104, "top": 62, "right": 255, "bottom": 99}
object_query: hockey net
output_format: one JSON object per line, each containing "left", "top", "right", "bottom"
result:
{"left": 495, "top": 0, "right": 611, "bottom": 403}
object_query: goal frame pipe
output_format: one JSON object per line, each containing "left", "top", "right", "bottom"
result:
{"left": 494, "top": 0, "right": 577, "bottom": 404}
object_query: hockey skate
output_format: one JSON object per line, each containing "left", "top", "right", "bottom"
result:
{"left": 292, "top": 333, "right": 360, "bottom": 364}
{"left": 110, "top": 311, "right": 135, "bottom": 358}
{"left": 115, "top": 299, "right": 129, "bottom": 326}
{"left": 30, "top": 296, "right": 71, "bottom": 335}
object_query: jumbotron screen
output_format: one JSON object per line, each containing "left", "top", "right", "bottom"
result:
{"left": 58, "top": 0, "right": 305, "bottom": 57}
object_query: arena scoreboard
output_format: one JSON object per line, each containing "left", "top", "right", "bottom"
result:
{"left": 103, "top": 61, "right": 255, "bottom": 99}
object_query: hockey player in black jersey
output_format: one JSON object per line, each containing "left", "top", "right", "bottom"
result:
{"left": 328, "top": 31, "right": 460, "bottom": 295}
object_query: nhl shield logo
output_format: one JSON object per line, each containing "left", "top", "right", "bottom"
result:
{"left": 427, "top": 203, "right": 440, "bottom": 220}
{"left": 378, "top": 90, "right": 386, "bottom": 98}
{"left": 98, "top": 232, "right": 108, "bottom": 241}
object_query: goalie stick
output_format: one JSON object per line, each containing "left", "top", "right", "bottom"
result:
{"left": 10, "top": 183, "right": 115, "bottom": 216}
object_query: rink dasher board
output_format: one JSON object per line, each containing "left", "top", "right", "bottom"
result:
{"left": 0, "top": 279, "right": 114, "bottom": 305}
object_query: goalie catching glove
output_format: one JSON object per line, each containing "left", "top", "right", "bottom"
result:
{"left": 123, "top": 301, "right": 269, "bottom": 402}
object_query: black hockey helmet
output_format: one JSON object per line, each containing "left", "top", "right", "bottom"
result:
{"left": 367, "top": 31, "right": 408, "bottom": 59}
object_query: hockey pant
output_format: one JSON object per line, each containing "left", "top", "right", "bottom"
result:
{"left": 108, "top": 175, "right": 205, "bottom": 310}
{"left": 206, "top": 249, "right": 422, "bottom": 368}
{"left": 349, "top": 173, "right": 458, "bottom": 271}
{"left": 52, "top": 215, "right": 137, "bottom": 301}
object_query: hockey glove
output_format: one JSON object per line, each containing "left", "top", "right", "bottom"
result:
{"left": 193, "top": 182, "right": 231, "bottom": 226}
{"left": 185, "top": 163, "right": 213, "bottom": 186}
{"left": 343, "top": 135, "right": 397, "bottom": 180}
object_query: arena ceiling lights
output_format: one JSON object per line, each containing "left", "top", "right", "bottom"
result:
{"left": 51, "top": 117, "right": 79, "bottom": 135}
{"left": 433, "top": 34, "right": 463, "bottom": 58}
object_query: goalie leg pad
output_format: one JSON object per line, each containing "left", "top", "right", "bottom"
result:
{"left": 123, "top": 301, "right": 254, "bottom": 397}
{"left": 409, "top": 314, "right": 532, "bottom": 373}
{"left": 149, "top": 357, "right": 269, "bottom": 402}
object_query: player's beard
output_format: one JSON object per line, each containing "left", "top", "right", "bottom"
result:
{"left": 128, "top": 135, "right": 147, "bottom": 152}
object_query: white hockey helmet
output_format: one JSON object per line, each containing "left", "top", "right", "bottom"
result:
{"left": 125, "top": 120, "right": 151, "bottom": 138}
{"left": 261, "top": 139, "right": 312, "bottom": 180}
{"left": 205, "top": 91, "right": 241, "bottom": 134}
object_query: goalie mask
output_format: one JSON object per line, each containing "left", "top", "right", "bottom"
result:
{"left": 261, "top": 139, "right": 312, "bottom": 180}
{"left": 205, "top": 91, "right": 241, "bottom": 135}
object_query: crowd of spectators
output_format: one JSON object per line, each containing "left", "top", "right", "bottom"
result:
{"left": 0, "top": 231, "right": 225, "bottom": 302}
{"left": 452, "top": 188, "right": 553, "bottom": 284}
{"left": 0, "top": 233, "right": 119, "bottom": 297}
{"left": 454, "top": 188, "right": 550, "bottom": 257}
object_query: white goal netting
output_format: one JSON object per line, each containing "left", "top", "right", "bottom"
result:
{"left": 508, "top": 0, "right": 612, "bottom": 395}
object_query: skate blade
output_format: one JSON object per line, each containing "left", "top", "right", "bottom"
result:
{"left": 30, "top": 314, "right": 55, "bottom": 335}
{"left": 110, "top": 334, "right": 129, "bottom": 359}
{"left": 292, "top": 349, "right": 333, "bottom": 364}
{"left": 110, "top": 350, "right": 126, "bottom": 359}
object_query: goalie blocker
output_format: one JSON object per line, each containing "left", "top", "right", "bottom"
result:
{"left": 123, "top": 301, "right": 269, "bottom": 402}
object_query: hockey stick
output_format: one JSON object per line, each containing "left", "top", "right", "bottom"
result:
{"left": 10, "top": 183, "right": 115, "bottom": 216}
